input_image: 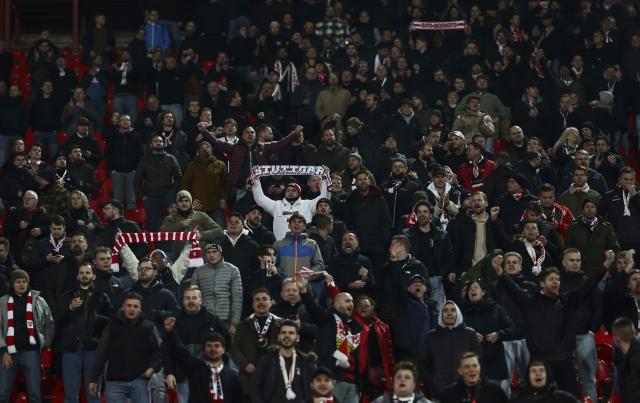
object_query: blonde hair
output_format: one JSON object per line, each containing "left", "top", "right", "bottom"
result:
{"left": 552, "top": 127, "right": 580, "bottom": 154}
{"left": 70, "top": 190, "right": 90, "bottom": 209}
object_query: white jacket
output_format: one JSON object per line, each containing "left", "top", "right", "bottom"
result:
{"left": 252, "top": 177, "right": 329, "bottom": 240}
{"left": 119, "top": 243, "right": 192, "bottom": 283}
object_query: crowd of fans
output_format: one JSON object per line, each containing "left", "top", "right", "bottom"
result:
{"left": 1, "top": 0, "right": 640, "bottom": 402}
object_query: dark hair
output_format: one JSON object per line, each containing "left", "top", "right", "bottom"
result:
{"left": 538, "top": 183, "right": 555, "bottom": 194}
{"left": 393, "top": 361, "right": 419, "bottom": 381}
{"left": 391, "top": 235, "right": 411, "bottom": 252}
{"left": 257, "top": 245, "right": 275, "bottom": 257}
{"left": 50, "top": 214, "right": 66, "bottom": 226}
{"left": 313, "top": 214, "right": 333, "bottom": 230}
{"left": 279, "top": 319, "right": 300, "bottom": 334}
{"left": 105, "top": 199, "right": 123, "bottom": 213}
{"left": 78, "top": 261, "right": 96, "bottom": 273}
{"left": 251, "top": 287, "right": 271, "bottom": 299}
{"left": 539, "top": 267, "right": 560, "bottom": 282}
{"left": 468, "top": 141, "right": 484, "bottom": 151}
{"left": 0, "top": 237, "right": 9, "bottom": 249}
{"left": 288, "top": 212, "right": 307, "bottom": 224}
{"left": 123, "top": 291, "right": 142, "bottom": 302}
{"left": 138, "top": 257, "right": 154, "bottom": 268}
{"left": 227, "top": 211, "right": 243, "bottom": 222}
{"left": 611, "top": 317, "right": 637, "bottom": 342}
{"left": 413, "top": 200, "right": 433, "bottom": 214}
{"left": 204, "top": 332, "right": 227, "bottom": 348}
{"left": 572, "top": 166, "right": 588, "bottom": 176}
{"left": 467, "top": 95, "right": 481, "bottom": 103}
{"left": 619, "top": 167, "right": 635, "bottom": 177}
{"left": 525, "top": 151, "right": 540, "bottom": 162}
{"left": 494, "top": 151, "right": 510, "bottom": 165}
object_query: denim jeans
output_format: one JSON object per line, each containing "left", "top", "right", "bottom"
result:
{"left": 332, "top": 381, "right": 358, "bottom": 403}
{"left": 113, "top": 94, "right": 139, "bottom": 123}
{"left": 34, "top": 130, "right": 59, "bottom": 161}
{"left": 112, "top": 171, "right": 137, "bottom": 210}
{"left": 576, "top": 333, "right": 597, "bottom": 403}
{"left": 149, "top": 370, "right": 167, "bottom": 403}
{"left": 62, "top": 349, "right": 102, "bottom": 403}
{"left": 105, "top": 377, "right": 150, "bottom": 403}
{"left": 502, "top": 339, "right": 530, "bottom": 398}
{"left": 429, "top": 276, "right": 446, "bottom": 307}
{"left": 0, "top": 135, "right": 18, "bottom": 167}
{"left": 175, "top": 382, "right": 189, "bottom": 403}
{"left": 0, "top": 350, "right": 42, "bottom": 403}
{"left": 144, "top": 192, "right": 175, "bottom": 231}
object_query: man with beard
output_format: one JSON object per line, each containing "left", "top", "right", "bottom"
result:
{"left": 442, "top": 131, "right": 468, "bottom": 174}
{"left": 67, "top": 146, "right": 98, "bottom": 196}
{"left": 92, "top": 247, "right": 126, "bottom": 308}
{"left": 457, "top": 142, "right": 496, "bottom": 193}
{"left": 328, "top": 232, "right": 374, "bottom": 300}
{"left": 380, "top": 158, "right": 422, "bottom": 231}
{"left": 425, "top": 166, "right": 462, "bottom": 230}
{"left": 57, "top": 262, "right": 113, "bottom": 403}
{"left": 313, "top": 198, "right": 347, "bottom": 246}
{"left": 494, "top": 221, "right": 554, "bottom": 281}
{"left": 339, "top": 153, "right": 376, "bottom": 194}
{"left": 129, "top": 258, "right": 179, "bottom": 402}
{"left": 134, "top": 134, "right": 182, "bottom": 231}
{"left": 295, "top": 274, "right": 363, "bottom": 403}
{"left": 309, "top": 367, "right": 338, "bottom": 403}
{"left": 252, "top": 173, "right": 330, "bottom": 241}
{"left": 160, "top": 190, "right": 222, "bottom": 257}
{"left": 46, "top": 233, "right": 91, "bottom": 317}
{"left": 232, "top": 288, "right": 283, "bottom": 395}
{"left": 313, "top": 127, "right": 351, "bottom": 175}
{"left": 243, "top": 205, "right": 276, "bottom": 246}
{"left": 404, "top": 201, "right": 452, "bottom": 306}
{"left": 538, "top": 184, "right": 574, "bottom": 242}
{"left": 153, "top": 111, "right": 189, "bottom": 171}
{"left": 344, "top": 172, "right": 391, "bottom": 273}
{"left": 179, "top": 141, "right": 228, "bottom": 226}
{"left": 52, "top": 153, "right": 80, "bottom": 191}
{"left": 495, "top": 173, "right": 538, "bottom": 236}
{"left": 271, "top": 278, "right": 317, "bottom": 352}
{"left": 27, "top": 215, "right": 70, "bottom": 292}
{"left": 411, "top": 141, "right": 437, "bottom": 186}
{"left": 250, "top": 320, "right": 318, "bottom": 403}
{"left": 165, "top": 329, "right": 241, "bottom": 403}
{"left": 163, "top": 286, "right": 231, "bottom": 402}
{"left": 447, "top": 192, "right": 503, "bottom": 277}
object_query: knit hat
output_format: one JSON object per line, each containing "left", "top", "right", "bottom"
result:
{"left": 77, "top": 117, "right": 90, "bottom": 126}
{"left": 198, "top": 140, "right": 212, "bottom": 149}
{"left": 312, "top": 366, "right": 334, "bottom": 380}
{"left": 204, "top": 242, "right": 223, "bottom": 252}
{"left": 508, "top": 173, "right": 528, "bottom": 191}
{"left": 402, "top": 273, "right": 425, "bottom": 289}
{"left": 11, "top": 269, "right": 30, "bottom": 285}
{"left": 316, "top": 197, "right": 333, "bottom": 210}
{"left": 150, "top": 249, "right": 167, "bottom": 259}
{"left": 449, "top": 131, "right": 465, "bottom": 140}
{"left": 283, "top": 182, "right": 301, "bottom": 195}
{"left": 176, "top": 190, "right": 192, "bottom": 203}
{"left": 348, "top": 153, "right": 362, "bottom": 163}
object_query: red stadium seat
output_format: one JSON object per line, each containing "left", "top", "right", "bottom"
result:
{"left": 95, "top": 131, "right": 106, "bottom": 153}
{"left": 608, "top": 393, "right": 622, "bottom": 403}
{"left": 125, "top": 207, "right": 148, "bottom": 228}
{"left": 595, "top": 326, "right": 612, "bottom": 345}
{"left": 57, "top": 132, "right": 68, "bottom": 146}
{"left": 200, "top": 59, "right": 216, "bottom": 73}
{"left": 596, "top": 343, "right": 614, "bottom": 365}
{"left": 596, "top": 359, "right": 612, "bottom": 402}
{"left": 581, "top": 396, "right": 593, "bottom": 403}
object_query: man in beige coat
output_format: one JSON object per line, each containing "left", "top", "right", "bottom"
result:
{"left": 315, "top": 73, "right": 352, "bottom": 128}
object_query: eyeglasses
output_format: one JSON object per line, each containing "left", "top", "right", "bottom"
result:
{"left": 137, "top": 266, "right": 154, "bottom": 272}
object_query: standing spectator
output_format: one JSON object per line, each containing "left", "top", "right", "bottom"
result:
{"left": 231, "top": 288, "right": 282, "bottom": 395}
{"left": 180, "top": 141, "right": 228, "bottom": 226}
{"left": 0, "top": 85, "right": 28, "bottom": 154}
{"left": 66, "top": 146, "right": 98, "bottom": 196}
{"left": 495, "top": 173, "right": 538, "bottom": 235}
{"left": 81, "top": 13, "right": 115, "bottom": 63}
{"left": 190, "top": 243, "right": 243, "bottom": 334}
{"left": 62, "top": 117, "right": 102, "bottom": 167}
{"left": 60, "top": 87, "right": 100, "bottom": 135}
{"left": 145, "top": 10, "right": 170, "bottom": 56}
{"left": 112, "top": 52, "right": 142, "bottom": 124}
{"left": 315, "top": 75, "right": 352, "bottom": 128}
{"left": 4, "top": 191, "right": 49, "bottom": 264}
{"left": 155, "top": 111, "right": 190, "bottom": 171}
{"left": 88, "top": 292, "right": 163, "bottom": 402}
{"left": 307, "top": 214, "right": 338, "bottom": 263}
{"left": 154, "top": 57, "right": 185, "bottom": 126}
{"left": 344, "top": 172, "right": 391, "bottom": 272}
{"left": 599, "top": 167, "right": 640, "bottom": 256}
{"left": 418, "top": 301, "right": 480, "bottom": 397}
{"left": 134, "top": 134, "right": 182, "bottom": 231}
{"left": 457, "top": 142, "right": 496, "bottom": 193}
{"left": 273, "top": 213, "right": 324, "bottom": 277}
{"left": 380, "top": 158, "right": 422, "bottom": 230}
{"left": 452, "top": 96, "right": 495, "bottom": 144}
{"left": 25, "top": 215, "right": 69, "bottom": 291}
{"left": 610, "top": 317, "right": 640, "bottom": 403}
{"left": 0, "top": 270, "right": 54, "bottom": 403}
{"left": 295, "top": 274, "right": 362, "bottom": 403}
{"left": 328, "top": 232, "right": 374, "bottom": 300}
{"left": 249, "top": 320, "right": 318, "bottom": 403}
{"left": 314, "top": 6, "right": 351, "bottom": 48}
{"left": 57, "top": 262, "right": 113, "bottom": 403}
{"left": 26, "top": 39, "right": 57, "bottom": 100}
{"left": 538, "top": 183, "right": 574, "bottom": 241}
{"left": 252, "top": 175, "right": 329, "bottom": 241}
{"left": 0, "top": 152, "right": 39, "bottom": 209}
{"left": 218, "top": 212, "right": 259, "bottom": 294}
{"left": 159, "top": 190, "right": 222, "bottom": 256}
{"left": 29, "top": 80, "right": 61, "bottom": 161}
{"left": 135, "top": 95, "right": 162, "bottom": 141}
{"left": 0, "top": 238, "right": 19, "bottom": 297}
{"left": 565, "top": 199, "right": 620, "bottom": 277}
{"left": 313, "top": 127, "right": 350, "bottom": 175}
{"left": 104, "top": 114, "right": 143, "bottom": 211}
{"left": 243, "top": 205, "right": 276, "bottom": 247}
{"left": 291, "top": 66, "right": 323, "bottom": 139}
{"left": 91, "top": 247, "right": 126, "bottom": 309}
{"left": 437, "top": 352, "right": 508, "bottom": 403}
{"left": 37, "top": 164, "right": 71, "bottom": 219}
{"left": 558, "top": 167, "right": 602, "bottom": 218}
{"left": 96, "top": 199, "right": 147, "bottom": 261}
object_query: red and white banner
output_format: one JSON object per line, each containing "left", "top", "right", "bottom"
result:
{"left": 409, "top": 20, "right": 465, "bottom": 31}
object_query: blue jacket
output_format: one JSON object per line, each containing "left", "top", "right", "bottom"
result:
{"left": 144, "top": 21, "right": 170, "bottom": 55}
{"left": 274, "top": 232, "right": 324, "bottom": 277}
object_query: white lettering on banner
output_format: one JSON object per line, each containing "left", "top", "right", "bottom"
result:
{"left": 409, "top": 20, "right": 466, "bottom": 31}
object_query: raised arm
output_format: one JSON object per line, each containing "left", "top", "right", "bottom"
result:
{"left": 169, "top": 243, "right": 193, "bottom": 284}
{"left": 119, "top": 244, "right": 140, "bottom": 281}
{"left": 251, "top": 177, "right": 277, "bottom": 214}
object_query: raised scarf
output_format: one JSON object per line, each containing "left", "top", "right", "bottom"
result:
{"left": 6, "top": 292, "right": 37, "bottom": 354}
{"left": 111, "top": 231, "right": 203, "bottom": 272}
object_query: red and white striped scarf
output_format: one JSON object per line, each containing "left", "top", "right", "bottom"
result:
{"left": 111, "top": 232, "right": 204, "bottom": 272}
{"left": 6, "top": 292, "right": 37, "bottom": 354}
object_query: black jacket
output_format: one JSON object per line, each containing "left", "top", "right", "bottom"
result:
{"left": 492, "top": 274, "right": 538, "bottom": 337}
{"left": 181, "top": 352, "right": 241, "bottom": 403}
{"left": 344, "top": 186, "right": 392, "bottom": 254}
{"left": 559, "top": 271, "right": 602, "bottom": 335}
{"left": 404, "top": 225, "right": 453, "bottom": 277}
{"left": 495, "top": 191, "right": 538, "bottom": 236}
{"left": 130, "top": 279, "right": 179, "bottom": 329}
{"left": 378, "top": 255, "right": 429, "bottom": 323}
{"left": 615, "top": 338, "right": 640, "bottom": 403}
{"left": 497, "top": 267, "right": 605, "bottom": 361}
{"left": 328, "top": 250, "right": 375, "bottom": 300}
{"left": 419, "top": 321, "right": 481, "bottom": 396}
{"left": 511, "top": 383, "right": 579, "bottom": 403}
{"left": 104, "top": 129, "right": 144, "bottom": 173}
{"left": 249, "top": 348, "right": 317, "bottom": 403}
{"left": 163, "top": 307, "right": 231, "bottom": 382}
{"left": 62, "top": 134, "right": 102, "bottom": 166}
{"left": 96, "top": 217, "right": 147, "bottom": 259}
{"left": 301, "top": 291, "right": 362, "bottom": 382}
{"left": 55, "top": 287, "right": 113, "bottom": 352}
{"left": 603, "top": 271, "right": 640, "bottom": 331}
{"left": 380, "top": 176, "right": 423, "bottom": 230}
{"left": 447, "top": 213, "right": 504, "bottom": 274}
{"left": 93, "top": 270, "right": 125, "bottom": 310}
{"left": 599, "top": 185, "right": 640, "bottom": 247}
{"left": 30, "top": 95, "right": 62, "bottom": 132}
{"left": 460, "top": 299, "right": 518, "bottom": 380}
{"left": 218, "top": 232, "right": 259, "bottom": 288}
{"left": 438, "top": 378, "right": 508, "bottom": 403}
{"left": 0, "top": 255, "right": 19, "bottom": 297}
{"left": 272, "top": 300, "right": 318, "bottom": 352}
{"left": 89, "top": 311, "right": 163, "bottom": 382}
{"left": 245, "top": 223, "right": 276, "bottom": 247}
{"left": 0, "top": 166, "right": 40, "bottom": 209}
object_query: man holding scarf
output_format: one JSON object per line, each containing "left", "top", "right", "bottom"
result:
{"left": 0, "top": 270, "right": 54, "bottom": 403}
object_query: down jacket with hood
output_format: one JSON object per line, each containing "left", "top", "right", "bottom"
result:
{"left": 419, "top": 301, "right": 481, "bottom": 396}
